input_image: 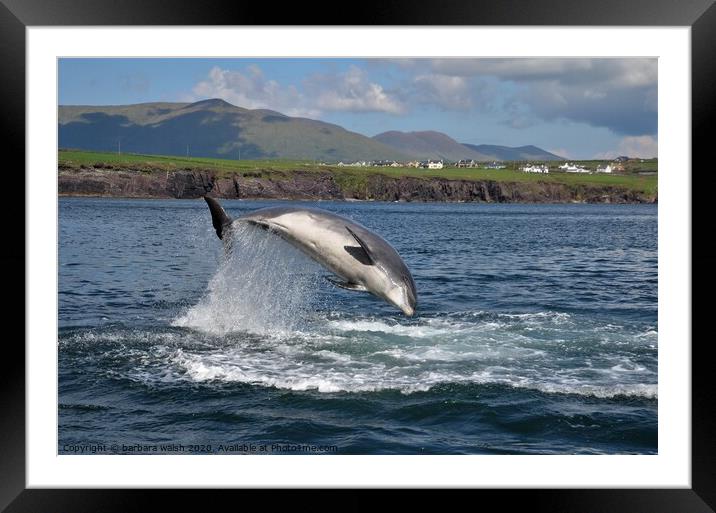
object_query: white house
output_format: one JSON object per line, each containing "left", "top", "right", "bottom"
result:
{"left": 596, "top": 164, "right": 613, "bottom": 173}
{"left": 421, "top": 160, "right": 444, "bottom": 169}
{"left": 337, "top": 161, "right": 369, "bottom": 167}
{"left": 521, "top": 164, "right": 549, "bottom": 174}
{"left": 559, "top": 162, "right": 590, "bottom": 173}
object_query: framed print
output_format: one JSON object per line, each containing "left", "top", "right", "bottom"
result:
{"left": 4, "top": 0, "right": 715, "bottom": 510}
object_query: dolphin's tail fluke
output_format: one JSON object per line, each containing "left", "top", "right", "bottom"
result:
{"left": 204, "top": 196, "right": 233, "bottom": 240}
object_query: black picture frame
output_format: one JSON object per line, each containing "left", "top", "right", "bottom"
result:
{"left": 2, "top": 0, "right": 714, "bottom": 510}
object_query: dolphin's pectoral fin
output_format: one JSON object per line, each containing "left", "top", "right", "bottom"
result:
{"left": 344, "top": 227, "right": 375, "bottom": 265}
{"left": 325, "top": 276, "right": 369, "bottom": 292}
{"left": 344, "top": 245, "right": 373, "bottom": 266}
{"left": 245, "top": 219, "right": 271, "bottom": 231}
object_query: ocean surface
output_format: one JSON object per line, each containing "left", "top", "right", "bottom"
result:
{"left": 59, "top": 198, "right": 657, "bottom": 455}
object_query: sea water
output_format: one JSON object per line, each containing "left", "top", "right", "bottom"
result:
{"left": 58, "top": 198, "right": 657, "bottom": 454}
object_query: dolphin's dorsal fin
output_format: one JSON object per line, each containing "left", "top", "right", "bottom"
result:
{"left": 345, "top": 226, "right": 375, "bottom": 265}
{"left": 204, "top": 196, "right": 233, "bottom": 240}
{"left": 326, "top": 276, "right": 369, "bottom": 292}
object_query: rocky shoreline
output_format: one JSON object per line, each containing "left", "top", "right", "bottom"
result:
{"left": 58, "top": 165, "right": 657, "bottom": 204}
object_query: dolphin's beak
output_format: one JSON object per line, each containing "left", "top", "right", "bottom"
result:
{"left": 386, "top": 289, "right": 416, "bottom": 317}
{"left": 401, "top": 304, "right": 415, "bottom": 317}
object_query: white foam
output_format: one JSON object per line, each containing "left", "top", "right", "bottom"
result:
{"left": 611, "top": 363, "right": 648, "bottom": 372}
{"left": 172, "top": 223, "right": 321, "bottom": 336}
{"left": 325, "top": 315, "right": 509, "bottom": 339}
{"left": 469, "top": 310, "right": 574, "bottom": 326}
{"left": 531, "top": 383, "right": 658, "bottom": 399}
{"left": 66, "top": 305, "right": 659, "bottom": 399}
{"left": 157, "top": 335, "right": 658, "bottom": 398}
{"left": 327, "top": 319, "right": 457, "bottom": 338}
{"left": 60, "top": 330, "right": 182, "bottom": 346}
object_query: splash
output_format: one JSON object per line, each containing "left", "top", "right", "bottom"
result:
{"left": 172, "top": 222, "right": 322, "bottom": 336}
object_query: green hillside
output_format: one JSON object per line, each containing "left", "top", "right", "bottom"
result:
{"left": 59, "top": 99, "right": 408, "bottom": 162}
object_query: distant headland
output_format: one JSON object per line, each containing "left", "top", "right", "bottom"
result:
{"left": 58, "top": 150, "right": 657, "bottom": 204}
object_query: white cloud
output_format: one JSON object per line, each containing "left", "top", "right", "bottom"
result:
{"left": 396, "top": 58, "right": 656, "bottom": 88}
{"left": 418, "top": 58, "right": 595, "bottom": 81}
{"left": 393, "top": 58, "right": 658, "bottom": 135}
{"left": 186, "top": 59, "right": 657, "bottom": 142}
{"left": 611, "top": 59, "right": 657, "bottom": 88}
{"left": 307, "top": 66, "right": 405, "bottom": 114}
{"left": 191, "top": 66, "right": 319, "bottom": 118}
{"left": 411, "top": 74, "right": 471, "bottom": 110}
{"left": 593, "top": 135, "right": 658, "bottom": 159}
{"left": 190, "top": 65, "right": 404, "bottom": 117}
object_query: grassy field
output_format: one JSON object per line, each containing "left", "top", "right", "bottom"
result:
{"left": 59, "top": 149, "right": 317, "bottom": 172}
{"left": 59, "top": 149, "right": 658, "bottom": 195}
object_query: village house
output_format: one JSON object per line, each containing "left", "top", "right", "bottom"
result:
{"left": 420, "top": 160, "right": 444, "bottom": 169}
{"left": 371, "top": 160, "right": 398, "bottom": 167}
{"left": 336, "top": 161, "right": 368, "bottom": 167}
{"left": 521, "top": 164, "right": 549, "bottom": 174}
{"left": 558, "top": 162, "right": 590, "bottom": 173}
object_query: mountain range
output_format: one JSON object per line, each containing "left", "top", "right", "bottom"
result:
{"left": 372, "top": 131, "right": 563, "bottom": 161}
{"left": 462, "top": 143, "right": 564, "bottom": 162}
{"left": 373, "top": 131, "right": 490, "bottom": 161}
{"left": 58, "top": 99, "right": 565, "bottom": 162}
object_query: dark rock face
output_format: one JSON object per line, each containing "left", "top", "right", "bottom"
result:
{"left": 356, "top": 175, "right": 654, "bottom": 204}
{"left": 58, "top": 166, "right": 656, "bottom": 204}
{"left": 363, "top": 175, "right": 514, "bottom": 202}
{"left": 58, "top": 167, "right": 216, "bottom": 199}
{"left": 167, "top": 170, "right": 215, "bottom": 198}
{"left": 231, "top": 171, "right": 343, "bottom": 200}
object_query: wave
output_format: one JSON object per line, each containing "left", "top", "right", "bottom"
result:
{"left": 62, "top": 303, "right": 658, "bottom": 400}
{"left": 488, "top": 380, "right": 657, "bottom": 399}
{"left": 323, "top": 310, "right": 576, "bottom": 338}
{"left": 170, "top": 348, "right": 657, "bottom": 398}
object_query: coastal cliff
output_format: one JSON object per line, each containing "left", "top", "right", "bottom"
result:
{"left": 58, "top": 164, "right": 657, "bottom": 204}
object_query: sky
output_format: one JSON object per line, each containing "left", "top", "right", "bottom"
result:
{"left": 58, "top": 58, "right": 658, "bottom": 160}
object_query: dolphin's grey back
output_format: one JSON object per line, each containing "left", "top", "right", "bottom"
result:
{"left": 203, "top": 198, "right": 417, "bottom": 311}
{"left": 247, "top": 207, "right": 410, "bottom": 264}
{"left": 237, "top": 206, "right": 417, "bottom": 307}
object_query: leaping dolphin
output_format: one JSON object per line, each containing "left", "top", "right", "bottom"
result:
{"left": 204, "top": 196, "right": 417, "bottom": 316}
